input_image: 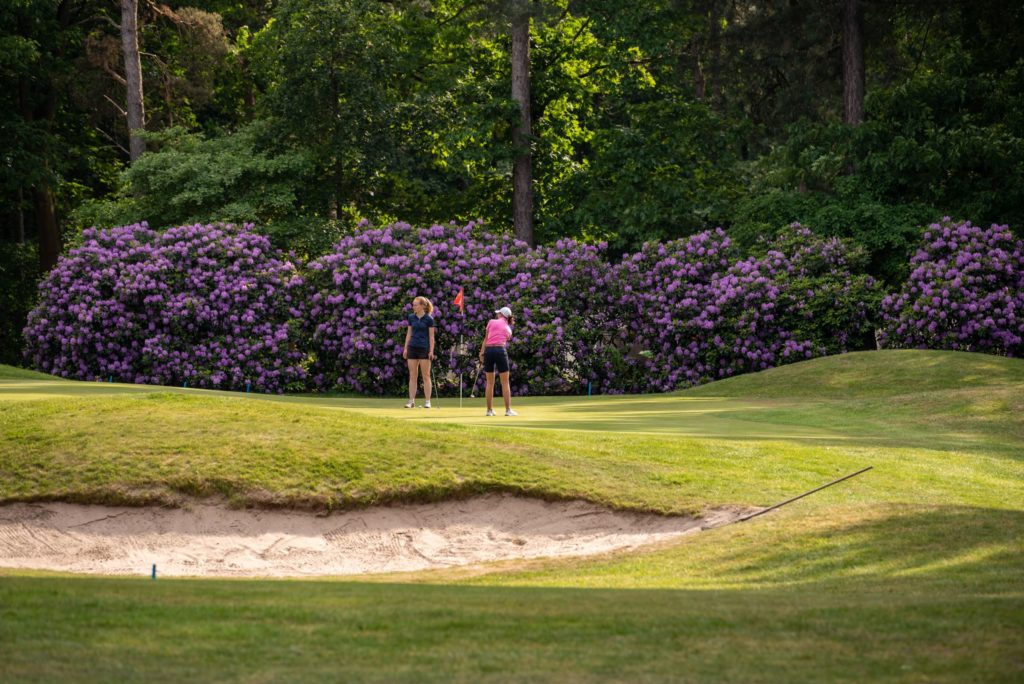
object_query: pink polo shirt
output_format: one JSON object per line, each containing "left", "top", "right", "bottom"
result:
{"left": 484, "top": 318, "right": 512, "bottom": 346}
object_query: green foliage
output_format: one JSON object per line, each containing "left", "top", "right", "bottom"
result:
{"left": 69, "top": 122, "right": 315, "bottom": 248}
{"left": 5, "top": 0, "right": 1024, "bottom": 285}
{"left": 545, "top": 96, "right": 742, "bottom": 252}
{"left": 252, "top": 0, "right": 415, "bottom": 218}
{"left": 713, "top": 1, "right": 1024, "bottom": 287}
{"left": 242, "top": 0, "right": 749, "bottom": 254}
{"left": 0, "top": 1, "right": 104, "bottom": 223}
{"left": 861, "top": 70, "right": 1024, "bottom": 230}
{"left": 756, "top": 228, "right": 883, "bottom": 353}
{"left": 0, "top": 241, "right": 38, "bottom": 366}
{"left": 732, "top": 53, "right": 1024, "bottom": 285}
{"left": 730, "top": 188, "right": 937, "bottom": 285}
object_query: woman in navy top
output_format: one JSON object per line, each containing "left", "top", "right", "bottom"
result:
{"left": 402, "top": 296, "right": 435, "bottom": 408}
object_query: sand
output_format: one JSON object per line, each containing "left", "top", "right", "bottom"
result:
{"left": 0, "top": 494, "right": 751, "bottom": 578}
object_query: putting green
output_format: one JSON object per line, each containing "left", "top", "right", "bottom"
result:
{"left": 3, "top": 349, "right": 1021, "bottom": 455}
{"left": 0, "top": 373, "right": 847, "bottom": 441}
{"left": 283, "top": 394, "right": 851, "bottom": 441}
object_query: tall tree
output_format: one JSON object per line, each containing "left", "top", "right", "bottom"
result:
{"left": 256, "top": 0, "right": 412, "bottom": 221}
{"left": 14, "top": 1, "right": 74, "bottom": 271}
{"left": 842, "top": 0, "right": 864, "bottom": 125}
{"left": 510, "top": 0, "right": 534, "bottom": 246}
{"left": 120, "top": 0, "right": 146, "bottom": 161}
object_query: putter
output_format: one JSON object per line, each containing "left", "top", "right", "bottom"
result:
{"left": 469, "top": 361, "right": 483, "bottom": 398}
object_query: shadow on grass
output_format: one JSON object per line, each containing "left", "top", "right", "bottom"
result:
{"left": 1, "top": 523, "right": 1021, "bottom": 684}
{"left": 703, "top": 504, "right": 1024, "bottom": 589}
{"left": 512, "top": 410, "right": 1023, "bottom": 458}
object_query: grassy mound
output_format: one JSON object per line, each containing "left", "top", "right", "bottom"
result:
{"left": 683, "top": 349, "right": 1024, "bottom": 398}
{"left": 1, "top": 351, "right": 1021, "bottom": 511}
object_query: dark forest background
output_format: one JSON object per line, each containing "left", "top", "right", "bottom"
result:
{"left": 3, "top": 0, "right": 1023, "bottom": 364}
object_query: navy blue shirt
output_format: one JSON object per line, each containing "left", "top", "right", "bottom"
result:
{"left": 407, "top": 313, "right": 435, "bottom": 349}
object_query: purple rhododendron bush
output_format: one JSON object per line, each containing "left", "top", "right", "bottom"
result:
{"left": 302, "top": 221, "right": 879, "bottom": 396}
{"left": 36, "top": 216, "right": 1024, "bottom": 397}
{"left": 24, "top": 219, "right": 890, "bottom": 396}
{"left": 301, "top": 221, "right": 618, "bottom": 395}
{"left": 609, "top": 226, "right": 881, "bottom": 392}
{"left": 880, "top": 219, "right": 1023, "bottom": 355}
{"left": 24, "top": 222, "right": 306, "bottom": 392}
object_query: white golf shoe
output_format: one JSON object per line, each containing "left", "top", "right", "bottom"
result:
{"left": 505, "top": 409, "right": 518, "bottom": 416}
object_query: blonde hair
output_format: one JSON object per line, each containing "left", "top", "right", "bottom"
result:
{"left": 414, "top": 296, "right": 434, "bottom": 314}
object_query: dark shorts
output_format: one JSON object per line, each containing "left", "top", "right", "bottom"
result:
{"left": 483, "top": 346, "right": 509, "bottom": 374}
{"left": 407, "top": 347, "right": 430, "bottom": 360}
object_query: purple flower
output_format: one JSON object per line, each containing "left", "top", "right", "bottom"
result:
{"left": 880, "top": 219, "right": 1023, "bottom": 357}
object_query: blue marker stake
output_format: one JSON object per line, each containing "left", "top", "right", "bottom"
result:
{"left": 109, "top": 376, "right": 113, "bottom": 383}
{"left": 151, "top": 564, "right": 157, "bottom": 580}
{"left": 183, "top": 381, "right": 188, "bottom": 388}
{"left": 588, "top": 381, "right": 592, "bottom": 397}
{"left": 246, "top": 381, "right": 251, "bottom": 394}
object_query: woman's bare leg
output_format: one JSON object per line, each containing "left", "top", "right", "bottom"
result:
{"left": 485, "top": 371, "right": 496, "bottom": 412}
{"left": 499, "top": 372, "right": 512, "bottom": 411}
{"left": 419, "top": 359, "right": 432, "bottom": 402}
{"left": 407, "top": 359, "right": 419, "bottom": 403}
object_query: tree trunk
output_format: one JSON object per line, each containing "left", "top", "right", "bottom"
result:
{"left": 19, "top": 4, "right": 63, "bottom": 272}
{"left": 691, "top": 40, "right": 705, "bottom": 100}
{"left": 511, "top": 4, "right": 534, "bottom": 247}
{"left": 842, "top": 0, "right": 864, "bottom": 125}
{"left": 678, "top": 0, "right": 705, "bottom": 99}
{"left": 35, "top": 185, "right": 60, "bottom": 272}
{"left": 121, "top": 0, "right": 146, "bottom": 161}
{"left": 707, "top": 0, "right": 722, "bottom": 108}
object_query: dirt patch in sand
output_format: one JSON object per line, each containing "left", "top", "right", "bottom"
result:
{"left": 0, "top": 494, "right": 752, "bottom": 578}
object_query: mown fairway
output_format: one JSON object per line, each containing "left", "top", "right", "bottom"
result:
{"left": 1, "top": 350, "right": 1022, "bottom": 683}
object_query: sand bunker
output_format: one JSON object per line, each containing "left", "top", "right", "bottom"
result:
{"left": 0, "top": 494, "right": 749, "bottom": 578}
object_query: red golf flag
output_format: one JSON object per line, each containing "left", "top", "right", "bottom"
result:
{"left": 453, "top": 287, "right": 465, "bottom": 314}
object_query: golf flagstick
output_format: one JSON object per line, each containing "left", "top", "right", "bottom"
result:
{"left": 429, "top": 362, "right": 438, "bottom": 408}
{"left": 453, "top": 286, "right": 466, "bottom": 407}
{"left": 458, "top": 335, "right": 464, "bottom": 408}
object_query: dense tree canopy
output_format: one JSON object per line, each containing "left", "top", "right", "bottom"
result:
{"left": 2, "top": 0, "right": 1022, "bottom": 363}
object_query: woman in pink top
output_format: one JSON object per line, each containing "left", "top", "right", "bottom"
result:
{"left": 478, "top": 306, "right": 517, "bottom": 416}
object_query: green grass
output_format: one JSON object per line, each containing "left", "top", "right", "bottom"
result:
{"left": 1, "top": 350, "right": 1022, "bottom": 682}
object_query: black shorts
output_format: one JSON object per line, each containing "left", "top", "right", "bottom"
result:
{"left": 407, "top": 347, "right": 430, "bottom": 360}
{"left": 483, "top": 346, "right": 509, "bottom": 373}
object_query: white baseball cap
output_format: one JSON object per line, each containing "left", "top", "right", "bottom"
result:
{"left": 495, "top": 306, "right": 513, "bottom": 319}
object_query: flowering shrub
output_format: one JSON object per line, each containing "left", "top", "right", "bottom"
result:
{"left": 879, "top": 219, "right": 1023, "bottom": 356}
{"left": 25, "top": 219, "right": 887, "bottom": 396}
{"left": 762, "top": 226, "right": 881, "bottom": 355}
{"left": 610, "top": 226, "right": 880, "bottom": 392}
{"left": 301, "top": 221, "right": 618, "bottom": 395}
{"left": 502, "top": 239, "right": 622, "bottom": 395}
{"left": 23, "top": 222, "right": 306, "bottom": 392}
{"left": 599, "top": 228, "right": 735, "bottom": 392}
